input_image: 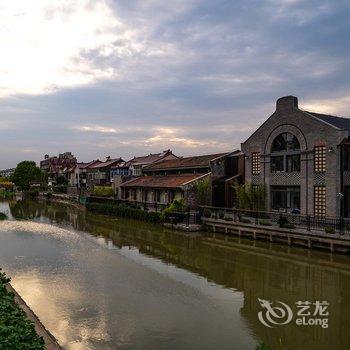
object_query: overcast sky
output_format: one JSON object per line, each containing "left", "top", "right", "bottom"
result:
{"left": 1, "top": 0, "right": 350, "bottom": 168}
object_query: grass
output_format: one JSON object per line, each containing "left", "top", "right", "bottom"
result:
{"left": 0, "top": 269, "right": 45, "bottom": 349}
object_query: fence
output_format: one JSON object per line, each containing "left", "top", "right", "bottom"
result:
{"left": 200, "top": 206, "right": 350, "bottom": 235}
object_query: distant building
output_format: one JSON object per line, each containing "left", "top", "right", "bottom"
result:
{"left": 40, "top": 152, "right": 77, "bottom": 185}
{"left": 68, "top": 160, "right": 101, "bottom": 188}
{"left": 0, "top": 168, "right": 15, "bottom": 178}
{"left": 241, "top": 95, "right": 350, "bottom": 217}
{"left": 86, "top": 157, "right": 124, "bottom": 188}
{"left": 120, "top": 151, "right": 244, "bottom": 208}
{"left": 126, "top": 150, "right": 178, "bottom": 176}
{"left": 111, "top": 150, "right": 178, "bottom": 197}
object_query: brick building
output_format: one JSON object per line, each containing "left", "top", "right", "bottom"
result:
{"left": 241, "top": 96, "right": 350, "bottom": 217}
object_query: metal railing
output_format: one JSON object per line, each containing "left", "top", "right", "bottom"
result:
{"left": 200, "top": 206, "right": 350, "bottom": 235}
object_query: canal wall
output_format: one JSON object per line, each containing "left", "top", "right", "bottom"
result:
{"left": 202, "top": 217, "right": 350, "bottom": 253}
{"left": 6, "top": 284, "right": 61, "bottom": 350}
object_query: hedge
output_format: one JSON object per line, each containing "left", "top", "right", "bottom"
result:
{"left": 86, "top": 202, "right": 162, "bottom": 223}
{"left": 0, "top": 269, "right": 45, "bottom": 349}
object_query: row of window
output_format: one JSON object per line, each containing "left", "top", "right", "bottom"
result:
{"left": 251, "top": 146, "right": 326, "bottom": 175}
{"left": 270, "top": 185, "right": 326, "bottom": 217}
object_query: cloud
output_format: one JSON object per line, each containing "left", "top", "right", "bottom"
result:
{"left": 0, "top": 0, "right": 139, "bottom": 97}
{"left": 0, "top": 0, "right": 350, "bottom": 168}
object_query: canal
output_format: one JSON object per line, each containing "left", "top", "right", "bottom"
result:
{"left": 0, "top": 199, "right": 349, "bottom": 349}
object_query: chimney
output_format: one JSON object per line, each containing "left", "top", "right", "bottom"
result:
{"left": 106, "top": 156, "right": 111, "bottom": 161}
{"left": 276, "top": 96, "right": 298, "bottom": 111}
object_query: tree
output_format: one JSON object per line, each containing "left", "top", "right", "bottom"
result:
{"left": 11, "top": 161, "right": 43, "bottom": 191}
{"left": 195, "top": 177, "right": 211, "bottom": 206}
{"left": 233, "top": 182, "right": 266, "bottom": 211}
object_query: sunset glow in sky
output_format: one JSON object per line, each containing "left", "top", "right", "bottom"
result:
{"left": 1, "top": 0, "right": 350, "bottom": 167}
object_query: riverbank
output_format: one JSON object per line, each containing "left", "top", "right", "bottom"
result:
{"left": 0, "top": 269, "right": 60, "bottom": 349}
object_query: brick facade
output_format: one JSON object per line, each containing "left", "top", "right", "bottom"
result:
{"left": 241, "top": 96, "right": 349, "bottom": 217}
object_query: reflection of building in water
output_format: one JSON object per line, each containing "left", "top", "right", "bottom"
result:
{"left": 9, "top": 200, "right": 350, "bottom": 350}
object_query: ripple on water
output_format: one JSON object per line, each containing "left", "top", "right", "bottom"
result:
{"left": 0, "top": 221, "right": 80, "bottom": 241}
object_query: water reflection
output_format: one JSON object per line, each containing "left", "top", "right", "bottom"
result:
{"left": 1, "top": 200, "right": 350, "bottom": 350}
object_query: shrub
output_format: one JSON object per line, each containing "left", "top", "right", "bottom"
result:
{"left": 324, "top": 226, "right": 335, "bottom": 234}
{"left": 0, "top": 212, "right": 7, "bottom": 220}
{"left": 278, "top": 215, "right": 288, "bottom": 228}
{"left": 27, "top": 188, "right": 39, "bottom": 198}
{"left": 161, "top": 199, "right": 186, "bottom": 221}
{"left": 86, "top": 202, "right": 162, "bottom": 223}
{"left": 53, "top": 185, "right": 67, "bottom": 194}
{"left": 0, "top": 269, "right": 45, "bottom": 349}
{"left": 241, "top": 218, "right": 251, "bottom": 224}
{"left": 283, "top": 223, "right": 295, "bottom": 229}
{"left": 45, "top": 192, "right": 52, "bottom": 199}
{"left": 259, "top": 219, "right": 272, "bottom": 226}
{"left": 203, "top": 209, "right": 211, "bottom": 218}
{"left": 0, "top": 189, "right": 13, "bottom": 199}
{"left": 92, "top": 186, "right": 114, "bottom": 197}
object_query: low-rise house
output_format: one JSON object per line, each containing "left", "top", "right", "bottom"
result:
{"left": 40, "top": 152, "right": 77, "bottom": 185}
{"left": 86, "top": 157, "right": 124, "bottom": 188}
{"left": 127, "top": 150, "right": 177, "bottom": 176}
{"left": 120, "top": 151, "right": 244, "bottom": 208}
{"left": 111, "top": 150, "right": 178, "bottom": 197}
{"left": 68, "top": 160, "right": 101, "bottom": 188}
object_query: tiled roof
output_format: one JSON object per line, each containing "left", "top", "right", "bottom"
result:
{"left": 144, "top": 153, "right": 230, "bottom": 171}
{"left": 305, "top": 111, "right": 350, "bottom": 130}
{"left": 121, "top": 173, "right": 208, "bottom": 188}
{"left": 89, "top": 158, "right": 123, "bottom": 169}
{"left": 126, "top": 150, "right": 175, "bottom": 166}
{"left": 78, "top": 160, "right": 101, "bottom": 169}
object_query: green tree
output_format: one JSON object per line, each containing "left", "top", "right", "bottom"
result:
{"left": 11, "top": 161, "right": 43, "bottom": 191}
{"left": 195, "top": 177, "right": 211, "bottom": 205}
{"left": 233, "top": 182, "right": 266, "bottom": 211}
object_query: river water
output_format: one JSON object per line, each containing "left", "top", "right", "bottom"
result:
{"left": 0, "top": 200, "right": 349, "bottom": 350}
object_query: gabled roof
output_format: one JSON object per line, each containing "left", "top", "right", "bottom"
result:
{"left": 304, "top": 111, "right": 350, "bottom": 130}
{"left": 143, "top": 152, "right": 231, "bottom": 171}
{"left": 121, "top": 173, "right": 208, "bottom": 189}
{"left": 89, "top": 158, "right": 124, "bottom": 169}
{"left": 78, "top": 160, "right": 101, "bottom": 169}
{"left": 126, "top": 150, "right": 175, "bottom": 166}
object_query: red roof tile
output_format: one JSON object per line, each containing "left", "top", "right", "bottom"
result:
{"left": 89, "top": 158, "right": 123, "bottom": 169}
{"left": 126, "top": 150, "right": 176, "bottom": 166}
{"left": 144, "top": 152, "right": 230, "bottom": 171}
{"left": 121, "top": 173, "right": 208, "bottom": 188}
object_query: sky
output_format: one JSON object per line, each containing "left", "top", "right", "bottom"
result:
{"left": 0, "top": 0, "right": 350, "bottom": 168}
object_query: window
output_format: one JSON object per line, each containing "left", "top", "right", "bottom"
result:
{"left": 343, "top": 146, "right": 350, "bottom": 171}
{"left": 270, "top": 133, "right": 301, "bottom": 173}
{"left": 271, "top": 186, "right": 300, "bottom": 212}
{"left": 271, "top": 133, "right": 300, "bottom": 153}
{"left": 271, "top": 156, "right": 284, "bottom": 172}
{"left": 314, "top": 146, "right": 326, "bottom": 172}
{"left": 314, "top": 186, "right": 326, "bottom": 217}
{"left": 252, "top": 152, "right": 260, "bottom": 174}
{"left": 286, "top": 154, "right": 300, "bottom": 172}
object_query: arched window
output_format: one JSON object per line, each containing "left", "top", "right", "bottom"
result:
{"left": 271, "top": 133, "right": 300, "bottom": 153}
{"left": 270, "top": 133, "right": 300, "bottom": 173}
